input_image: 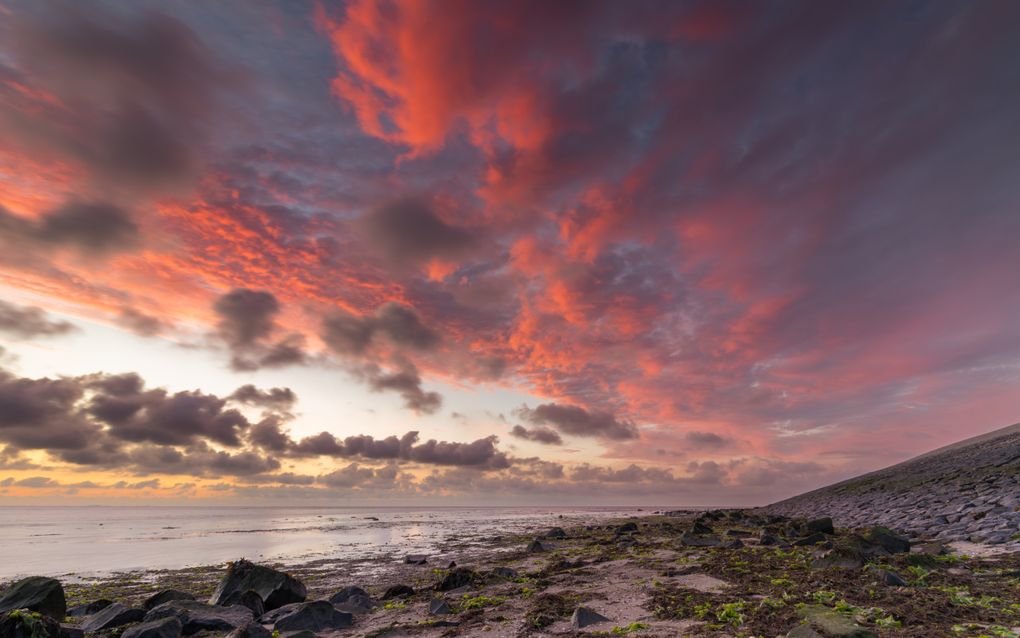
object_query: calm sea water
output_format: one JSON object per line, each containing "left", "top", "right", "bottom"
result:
{"left": 0, "top": 506, "right": 648, "bottom": 581}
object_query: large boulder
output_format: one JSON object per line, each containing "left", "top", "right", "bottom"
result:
{"left": 811, "top": 538, "right": 866, "bottom": 570}
{"left": 435, "top": 568, "right": 476, "bottom": 592}
{"left": 144, "top": 601, "right": 253, "bottom": 635}
{"left": 327, "top": 586, "right": 368, "bottom": 606}
{"left": 120, "top": 616, "right": 183, "bottom": 638}
{"left": 806, "top": 517, "right": 835, "bottom": 535}
{"left": 864, "top": 526, "right": 910, "bottom": 554}
{"left": 209, "top": 560, "right": 306, "bottom": 611}
{"left": 220, "top": 591, "right": 263, "bottom": 617}
{"left": 224, "top": 623, "right": 272, "bottom": 638}
{"left": 67, "top": 600, "right": 113, "bottom": 617}
{"left": 0, "top": 577, "right": 66, "bottom": 620}
{"left": 0, "top": 610, "right": 61, "bottom": 638}
{"left": 81, "top": 603, "right": 145, "bottom": 633}
{"left": 259, "top": 601, "right": 352, "bottom": 632}
{"left": 142, "top": 591, "right": 195, "bottom": 612}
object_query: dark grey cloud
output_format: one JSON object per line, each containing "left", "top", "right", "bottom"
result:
{"left": 509, "top": 424, "right": 563, "bottom": 446}
{"left": 229, "top": 385, "right": 297, "bottom": 410}
{"left": 117, "top": 307, "right": 166, "bottom": 337}
{"left": 247, "top": 416, "right": 292, "bottom": 453}
{"left": 366, "top": 364, "right": 442, "bottom": 414}
{"left": 516, "top": 403, "right": 638, "bottom": 440}
{"left": 212, "top": 289, "right": 306, "bottom": 371}
{"left": 292, "top": 430, "right": 509, "bottom": 469}
{"left": 317, "top": 463, "right": 400, "bottom": 489}
{"left": 0, "top": 201, "right": 138, "bottom": 257}
{"left": 322, "top": 302, "right": 439, "bottom": 355}
{"left": 0, "top": 299, "right": 76, "bottom": 339}
{"left": 685, "top": 431, "right": 730, "bottom": 450}
{"left": 357, "top": 198, "right": 477, "bottom": 268}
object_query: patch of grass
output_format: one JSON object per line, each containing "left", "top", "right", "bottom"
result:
{"left": 458, "top": 594, "right": 506, "bottom": 610}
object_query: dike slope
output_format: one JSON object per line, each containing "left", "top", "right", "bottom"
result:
{"left": 766, "top": 422, "right": 1020, "bottom": 547}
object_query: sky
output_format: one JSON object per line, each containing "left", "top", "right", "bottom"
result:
{"left": 0, "top": 0, "right": 1018, "bottom": 506}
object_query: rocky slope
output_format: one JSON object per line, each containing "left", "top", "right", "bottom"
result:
{"left": 767, "top": 422, "right": 1020, "bottom": 547}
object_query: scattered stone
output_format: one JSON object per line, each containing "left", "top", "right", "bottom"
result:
{"left": 570, "top": 606, "right": 610, "bottom": 629}
{"left": 616, "top": 522, "right": 638, "bottom": 534}
{"left": 916, "top": 542, "right": 948, "bottom": 556}
{"left": 143, "top": 591, "right": 195, "bottom": 612}
{"left": 328, "top": 586, "right": 369, "bottom": 606}
{"left": 59, "top": 624, "right": 83, "bottom": 638}
{"left": 404, "top": 554, "right": 428, "bottom": 565}
{"left": 221, "top": 590, "right": 264, "bottom": 617}
{"left": 806, "top": 517, "right": 835, "bottom": 535}
{"left": 145, "top": 600, "right": 253, "bottom": 635}
{"left": 225, "top": 622, "right": 272, "bottom": 638}
{"left": 545, "top": 527, "right": 567, "bottom": 539}
{"left": 120, "top": 616, "right": 183, "bottom": 638}
{"left": 1, "top": 610, "right": 61, "bottom": 638}
{"left": 876, "top": 569, "right": 908, "bottom": 586}
{"left": 81, "top": 603, "right": 145, "bottom": 633}
{"left": 759, "top": 533, "right": 780, "bottom": 546}
{"left": 260, "top": 601, "right": 352, "bottom": 632}
{"left": 381, "top": 585, "right": 414, "bottom": 600}
{"left": 723, "top": 539, "right": 745, "bottom": 549}
{"left": 811, "top": 539, "right": 866, "bottom": 570}
{"left": 436, "top": 568, "right": 475, "bottom": 592}
{"left": 209, "top": 559, "right": 306, "bottom": 611}
{"left": 428, "top": 599, "right": 452, "bottom": 616}
{"left": 0, "top": 577, "right": 67, "bottom": 620}
{"left": 690, "top": 520, "right": 714, "bottom": 535}
{"left": 794, "top": 532, "right": 828, "bottom": 546}
{"left": 527, "top": 539, "right": 552, "bottom": 553}
{"left": 681, "top": 533, "right": 722, "bottom": 547}
{"left": 68, "top": 600, "right": 113, "bottom": 617}
{"left": 491, "top": 567, "right": 517, "bottom": 579}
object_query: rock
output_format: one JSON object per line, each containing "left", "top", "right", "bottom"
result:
{"left": 806, "top": 517, "right": 835, "bottom": 535}
{"left": 68, "top": 600, "right": 113, "bottom": 617}
{"left": 915, "top": 542, "right": 948, "bottom": 556}
{"left": 144, "top": 601, "right": 253, "bottom": 635}
{"left": 277, "top": 631, "right": 315, "bottom": 638}
{"left": 209, "top": 559, "right": 306, "bottom": 612}
{"left": 527, "top": 539, "right": 551, "bottom": 553}
{"left": 799, "top": 605, "right": 877, "bottom": 637}
{"left": 787, "top": 624, "right": 824, "bottom": 638}
{"left": 545, "top": 527, "right": 567, "bottom": 539}
{"left": 681, "top": 533, "right": 722, "bottom": 547}
{"left": 81, "top": 602, "right": 145, "bottom": 632}
{"left": 221, "top": 591, "right": 264, "bottom": 617}
{"left": 811, "top": 539, "right": 865, "bottom": 570}
{"left": 492, "top": 567, "right": 517, "bottom": 579}
{"left": 436, "top": 568, "right": 475, "bottom": 592}
{"left": 0, "top": 610, "right": 61, "bottom": 638}
{"left": 120, "top": 616, "right": 183, "bottom": 638}
{"left": 726, "top": 529, "right": 752, "bottom": 538}
{"left": 690, "top": 520, "right": 714, "bottom": 535}
{"left": 328, "top": 586, "right": 369, "bottom": 606}
{"left": 332, "top": 594, "right": 373, "bottom": 615}
{"left": 570, "top": 606, "right": 610, "bottom": 629}
{"left": 0, "top": 577, "right": 67, "bottom": 620}
{"left": 381, "top": 585, "right": 414, "bottom": 600}
{"left": 59, "top": 624, "right": 84, "bottom": 638}
{"left": 143, "top": 591, "right": 195, "bottom": 612}
{"left": 225, "top": 622, "right": 273, "bottom": 638}
{"left": 793, "top": 532, "right": 828, "bottom": 546}
{"left": 759, "top": 533, "right": 780, "bottom": 546}
{"left": 428, "top": 599, "right": 452, "bottom": 616}
{"left": 864, "top": 526, "right": 910, "bottom": 554}
{"left": 404, "top": 554, "right": 428, "bottom": 565}
{"left": 260, "top": 601, "right": 352, "bottom": 632}
{"left": 722, "top": 539, "right": 745, "bottom": 549}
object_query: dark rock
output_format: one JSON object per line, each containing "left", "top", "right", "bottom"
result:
{"left": 0, "top": 577, "right": 67, "bottom": 620}
{"left": 722, "top": 539, "right": 745, "bottom": 549}
{"left": 793, "top": 532, "right": 828, "bottom": 546}
{"left": 811, "top": 539, "right": 866, "bottom": 570}
{"left": 278, "top": 631, "right": 315, "bottom": 638}
{"left": 144, "top": 601, "right": 253, "bottom": 635}
{"left": 221, "top": 591, "right": 263, "bottom": 617}
{"left": 491, "top": 567, "right": 517, "bottom": 579}
{"left": 1, "top": 610, "right": 61, "bottom": 638}
{"left": 381, "top": 585, "right": 414, "bottom": 600}
{"left": 726, "top": 529, "right": 752, "bottom": 538}
{"left": 328, "top": 586, "right": 369, "bottom": 606}
{"left": 872, "top": 568, "right": 908, "bottom": 586}
{"left": 404, "top": 554, "right": 428, "bottom": 565}
{"left": 445, "top": 561, "right": 457, "bottom": 569}
{"left": 224, "top": 622, "right": 272, "bottom": 638}
{"left": 333, "top": 594, "right": 373, "bottom": 614}
{"left": 527, "top": 539, "right": 551, "bottom": 553}
{"left": 759, "top": 533, "right": 780, "bottom": 546}
{"left": 615, "top": 522, "right": 638, "bottom": 534}
{"left": 209, "top": 559, "right": 306, "bottom": 612}
{"left": 68, "top": 600, "right": 113, "bottom": 617}
{"left": 806, "top": 517, "right": 835, "bottom": 535}
{"left": 428, "top": 599, "right": 452, "bottom": 616}
{"left": 120, "top": 616, "right": 183, "bottom": 638}
{"left": 436, "top": 568, "right": 475, "bottom": 592}
{"left": 570, "top": 606, "right": 610, "bottom": 629}
{"left": 545, "top": 527, "right": 567, "bottom": 539}
{"left": 681, "top": 533, "right": 722, "bottom": 547}
{"left": 81, "top": 603, "right": 145, "bottom": 632}
{"left": 905, "top": 553, "right": 939, "bottom": 569}
{"left": 143, "top": 591, "right": 195, "bottom": 612}
{"left": 260, "top": 601, "right": 352, "bottom": 632}
{"left": 864, "top": 526, "right": 910, "bottom": 554}
{"left": 59, "top": 624, "right": 84, "bottom": 638}
{"left": 690, "top": 520, "right": 714, "bottom": 535}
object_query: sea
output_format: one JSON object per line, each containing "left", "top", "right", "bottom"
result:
{"left": 0, "top": 506, "right": 652, "bottom": 581}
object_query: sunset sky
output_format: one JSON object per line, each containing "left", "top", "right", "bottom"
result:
{"left": 1, "top": 0, "right": 1019, "bottom": 505}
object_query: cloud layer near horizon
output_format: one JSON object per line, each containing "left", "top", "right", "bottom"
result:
{"left": 2, "top": 1, "right": 1020, "bottom": 502}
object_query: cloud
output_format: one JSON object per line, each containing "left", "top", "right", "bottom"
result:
{"left": 322, "top": 302, "right": 440, "bottom": 355}
{"left": 365, "top": 363, "right": 442, "bottom": 414}
{"left": 229, "top": 385, "right": 297, "bottom": 411}
{"left": 685, "top": 431, "right": 731, "bottom": 450}
{"left": 116, "top": 307, "right": 166, "bottom": 337}
{"left": 0, "top": 201, "right": 139, "bottom": 257}
{"left": 516, "top": 403, "right": 638, "bottom": 440}
{"left": 212, "top": 289, "right": 306, "bottom": 371}
{"left": 509, "top": 424, "right": 563, "bottom": 446}
{"left": 0, "top": 299, "right": 77, "bottom": 339}
{"left": 292, "top": 430, "right": 509, "bottom": 469}
{"left": 356, "top": 198, "right": 477, "bottom": 269}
